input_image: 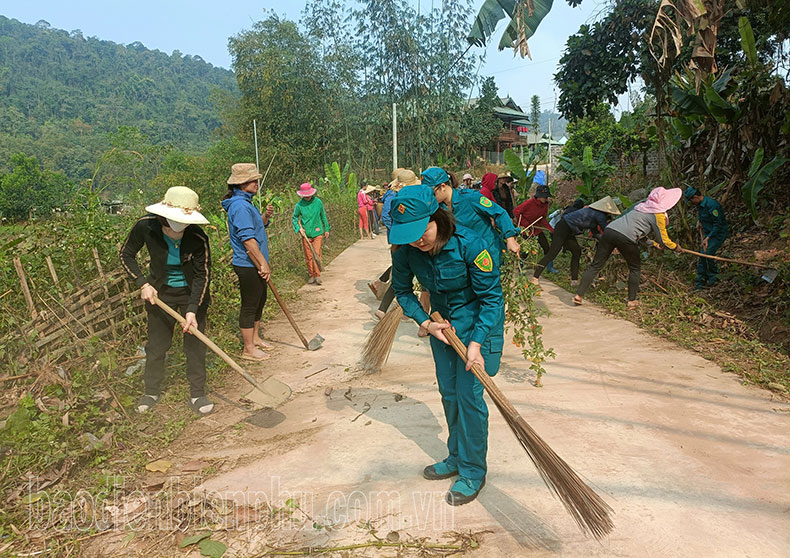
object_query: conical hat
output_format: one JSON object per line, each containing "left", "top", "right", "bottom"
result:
{"left": 589, "top": 195, "right": 621, "bottom": 215}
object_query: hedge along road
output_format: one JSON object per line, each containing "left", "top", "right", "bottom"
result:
{"left": 181, "top": 234, "right": 788, "bottom": 557}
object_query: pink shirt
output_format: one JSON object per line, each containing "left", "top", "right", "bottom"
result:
{"left": 357, "top": 190, "right": 374, "bottom": 210}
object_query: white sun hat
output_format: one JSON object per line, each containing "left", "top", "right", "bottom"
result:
{"left": 146, "top": 187, "right": 209, "bottom": 225}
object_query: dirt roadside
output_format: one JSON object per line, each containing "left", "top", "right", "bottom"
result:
{"left": 98, "top": 235, "right": 790, "bottom": 557}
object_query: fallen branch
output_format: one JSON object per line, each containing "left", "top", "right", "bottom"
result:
{"left": 0, "top": 373, "right": 34, "bottom": 383}
{"left": 257, "top": 540, "right": 466, "bottom": 556}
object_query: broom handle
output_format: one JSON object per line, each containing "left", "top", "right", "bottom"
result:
{"left": 677, "top": 247, "right": 774, "bottom": 269}
{"left": 430, "top": 311, "right": 519, "bottom": 417}
{"left": 152, "top": 296, "right": 268, "bottom": 391}
{"left": 245, "top": 248, "right": 310, "bottom": 349}
{"left": 266, "top": 278, "right": 311, "bottom": 349}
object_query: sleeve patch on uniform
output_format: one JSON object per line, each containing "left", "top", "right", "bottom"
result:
{"left": 480, "top": 196, "right": 492, "bottom": 207}
{"left": 712, "top": 209, "right": 719, "bottom": 217}
{"left": 474, "top": 249, "right": 493, "bottom": 272}
{"left": 397, "top": 203, "right": 406, "bottom": 214}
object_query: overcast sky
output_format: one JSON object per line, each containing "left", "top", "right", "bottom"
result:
{"left": 2, "top": 1, "right": 627, "bottom": 118}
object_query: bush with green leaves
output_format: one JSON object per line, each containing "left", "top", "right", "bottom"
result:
{"left": 558, "top": 141, "right": 615, "bottom": 201}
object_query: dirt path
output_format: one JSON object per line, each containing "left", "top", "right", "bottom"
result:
{"left": 170, "top": 235, "right": 788, "bottom": 556}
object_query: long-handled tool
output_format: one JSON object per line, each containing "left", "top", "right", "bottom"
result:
{"left": 677, "top": 247, "right": 779, "bottom": 283}
{"left": 299, "top": 226, "right": 323, "bottom": 272}
{"left": 267, "top": 279, "right": 325, "bottom": 351}
{"left": 152, "top": 297, "right": 291, "bottom": 408}
{"left": 244, "top": 247, "right": 325, "bottom": 351}
{"left": 430, "top": 310, "right": 614, "bottom": 539}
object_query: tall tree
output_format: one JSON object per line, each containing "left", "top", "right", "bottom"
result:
{"left": 530, "top": 95, "right": 541, "bottom": 134}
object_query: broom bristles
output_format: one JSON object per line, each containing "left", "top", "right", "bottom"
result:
{"left": 492, "top": 398, "right": 614, "bottom": 538}
{"left": 360, "top": 306, "right": 403, "bottom": 372}
{"left": 431, "top": 311, "right": 614, "bottom": 539}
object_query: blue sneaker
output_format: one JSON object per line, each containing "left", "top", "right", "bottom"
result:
{"left": 446, "top": 477, "right": 485, "bottom": 506}
{"left": 423, "top": 460, "right": 458, "bottom": 480}
{"left": 546, "top": 261, "right": 559, "bottom": 274}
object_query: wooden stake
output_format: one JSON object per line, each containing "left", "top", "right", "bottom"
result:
{"left": 92, "top": 247, "right": 105, "bottom": 278}
{"left": 13, "top": 257, "right": 37, "bottom": 319}
{"left": 68, "top": 251, "right": 82, "bottom": 287}
{"left": 45, "top": 256, "right": 60, "bottom": 289}
{"left": 92, "top": 247, "right": 113, "bottom": 331}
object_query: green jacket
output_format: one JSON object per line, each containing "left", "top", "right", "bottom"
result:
{"left": 292, "top": 197, "right": 330, "bottom": 238}
{"left": 391, "top": 225, "right": 504, "bottom": 347}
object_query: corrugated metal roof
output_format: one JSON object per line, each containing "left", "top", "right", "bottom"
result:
{"left": 493, "top": 106, "right": 530, "bottom": 118}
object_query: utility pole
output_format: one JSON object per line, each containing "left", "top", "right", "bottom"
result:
{"left": 547, "top": 90, "right": 556, "bottom": 185}
{"left": 253, "top": 119, "right": 261, "bottom": 207}
{"left": 392, "top": 103, "right": 398, "bottom": 171}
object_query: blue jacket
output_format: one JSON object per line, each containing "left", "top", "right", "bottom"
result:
{"left": 562, "top": 207, "right": 609, "bottom": 236}
{"left": 697, "top": 196, "right": 728, "bottom": 240}
{"left": 221, "top": 189, "right": 270, "bottom": 267}
{"left": 381, "top": 190, "right": 396, "bottom": 232}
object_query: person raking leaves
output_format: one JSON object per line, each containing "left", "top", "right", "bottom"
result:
{"left": 120, "top": 186, "right": 213, "bottom": 415}
{"left": 684, "top": 187, "right": 728, "bottom": 289}
{"left": 389, "top": 185, "right": 505, "bottom": 506}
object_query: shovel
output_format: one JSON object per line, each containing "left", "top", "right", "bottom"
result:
{"left": 677, "top": 247, "right": 779, "bottom": 283}
{"left": 267, "top": 279, "right": 325, "bottom": 351}
{"left": 152, "top": 297, "right": 291, "bottom": 408}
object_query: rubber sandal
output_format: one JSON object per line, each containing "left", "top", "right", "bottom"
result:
{"left": 572, "top": 296, "right": 583, "bottom": 306}
{"left": 137, "top": 394, "right": 159, "bottom": 414}
{"left": 189, "top": 396, "right": 214, "bottom": 416}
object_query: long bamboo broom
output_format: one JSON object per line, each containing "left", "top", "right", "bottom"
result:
{"left": 431, "top": 310, "right": 614, "bottom": 539}
{"left": 359, "top": 305, "right": 404, "bottom": 372}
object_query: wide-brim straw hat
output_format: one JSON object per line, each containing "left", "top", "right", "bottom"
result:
{"left": 389, "top": 169, "right": 421, "bottom": 189}
{"left": 297, "top": 182, "right": 317, "bottom": 197}
{"left": 588, "top": 195, "right": 621, "bottom": 215}
{"left": 146, "top": 186, "right": 209, "bottom": 224}
{"left": 227, "top": 163, "right": 262, "bottom": 185}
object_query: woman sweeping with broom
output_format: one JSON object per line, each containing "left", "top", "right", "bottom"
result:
{"left": 389, "top": 185, "right": 504, "bottom": 506}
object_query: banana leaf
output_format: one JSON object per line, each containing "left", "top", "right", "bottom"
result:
{"left": 742, "top": 149, "right": 788, "bottom": 223}
{"left": 738, "top": 17, "right": 757, "bottom": 67}
{"left": 504, "top": 148, "right": 528, "bottom": 184}
{"left": 468, "top": 0, "right": 555, "bottom": 57}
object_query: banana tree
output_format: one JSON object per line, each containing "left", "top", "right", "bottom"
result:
{"left": 742, "top": 148, "right": 788, "bottom": 223}
{"left": 557, "top": 140, "right": 614, "bottom": 201}
{"left": 467, "top": 0, "right": 580, "bottom": 59}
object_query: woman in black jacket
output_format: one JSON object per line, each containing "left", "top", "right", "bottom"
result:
{"left": 120, "top": 187, "right": 213, "bottom": 415}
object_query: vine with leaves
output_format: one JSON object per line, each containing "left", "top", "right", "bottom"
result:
{"left": 500, "top": 235, "right": 555, "bottom": 387}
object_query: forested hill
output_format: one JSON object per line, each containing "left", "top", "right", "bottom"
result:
{"left": 0, "top": 16, "right": 237, "bottom": 179}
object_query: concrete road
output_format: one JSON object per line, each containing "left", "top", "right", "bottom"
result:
{"left": 194, "top": 235, "right": 790, "bottom": 557}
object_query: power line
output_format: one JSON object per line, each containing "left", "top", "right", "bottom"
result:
{"left": 485, "top": 56, "right": 560, "bottom": 76}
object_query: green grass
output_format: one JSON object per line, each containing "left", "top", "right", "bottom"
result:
{"left": 0, "top": 191, "right": 361, "bottom": 554}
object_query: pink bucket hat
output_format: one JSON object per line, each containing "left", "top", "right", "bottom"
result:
{"left": 462, "top": 173, "right": 473, "bottom": 181}
{"left": 635, "top": 187, "right": 682, "bottom": 214}
{"left": 297, "top": 182, "right": 317, "bottom": 197}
